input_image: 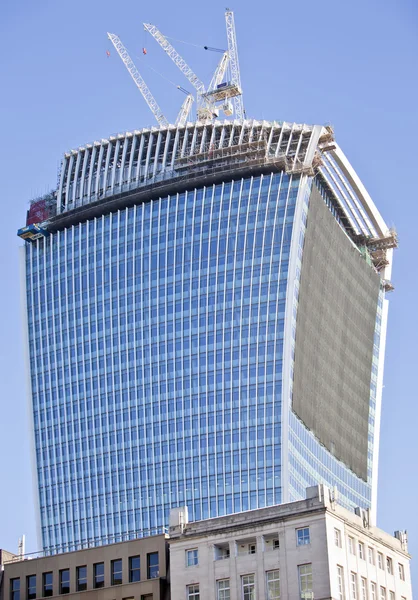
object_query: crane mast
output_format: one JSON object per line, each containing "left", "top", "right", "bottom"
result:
{"left": 208, "top": 51, "right": 229, "bottom": 92}
{"left": 175, "top": 94, "right": 194, "bottom": 127}
{"left": 107, "top": 32, "right": 169, "bottom": 128}
{"left": 225, "top": 10, "right": 245, "bottom": 119}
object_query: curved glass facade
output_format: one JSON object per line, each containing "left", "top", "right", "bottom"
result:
{"left": 27, "top": 172, "right": 299, "bottom": 553}
{"left": 23, "top": 120, "right": 393, "bottom": 554}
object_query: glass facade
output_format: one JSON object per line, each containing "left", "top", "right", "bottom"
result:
{"left": 26, "top": 172, "right": 301, "bottom": 553}
{"left": 24, "top": 120, "right": 389, "bottom": 553}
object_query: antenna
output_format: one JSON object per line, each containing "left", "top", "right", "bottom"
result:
{"left": 18, "top": 535, "right": 25, "bottom": 558}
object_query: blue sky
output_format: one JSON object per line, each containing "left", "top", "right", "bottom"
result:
{"left": 1, "top": 0, "right": 417, "bottom": 585}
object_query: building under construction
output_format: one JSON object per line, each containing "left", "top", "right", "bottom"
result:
{"left": 18, "top": 11, "right": 397, "bottom": 554}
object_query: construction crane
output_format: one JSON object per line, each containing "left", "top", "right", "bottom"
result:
{"left": 143, "top": 23, "right": 206, "bottom": 96}
{"left": 109, "top": 10, "right": 244, "bottom": 125}
{"left": 175, "top": 90, "right": 194, "bottom": 126}
{"left": 225, "top": 9, "right": 244, "bottom": 119}
{"left": 207, "top": 51, "right": 229, "bottom": 92}
{"left": 144, "top": 22, "right": 242, "bottom": 120}
{"left": 107, "top": 32, "right": 169, "bottom": 128}
{"left": 200, "top": 50, "right": 237, "bottom": 116}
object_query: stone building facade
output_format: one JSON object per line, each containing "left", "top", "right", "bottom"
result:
{"left": 168, "top": 486, "right": 412, "bottom": 600}
{"left": 1, "top": 535, "right": 168, "bottom": 600}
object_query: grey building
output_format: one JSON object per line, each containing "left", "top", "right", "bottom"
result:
{"left": 1, "top": 535, "right": 168, "bottom": 600}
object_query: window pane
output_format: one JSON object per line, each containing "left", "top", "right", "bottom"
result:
{"left": 296, "top": 528, "right": 310, "bottom": 546}
{"left": 217, "top": 579, "right": 230, "bottom": 600}
{"left": 129, "top": 556, "right": 141, "bottom": 583}
{"left": 60, "top": 569, "right": 70, "bottom": 594}
{"left": 371, "top": 583, "right": 377, "bottom": 600}
{"left": 186, "top": 549, "right": 198, "bottom": 567}
{"left": 94, "top": 563, "right": 105, "bottom": 588}
{"left": 27, "top": 575, "right": 36, "bottom": 600}
{"left": 361, "top": 578, "right": 367, "bottom": 600}
{"left": 337, "top": 566, "right": 344, "bottom": 600}
{"left": 267, "top": 570, "right": 280, "bottom": 600}
{"left": 111, "top": 559, "right": 123, "bottom": 585}
{"left": 76, "top": 566, "right": 87, "bottom": 592}
{"left": 147, "top": 553, "right": 159, "bottom": 579}
{"left": 11, "top": 578, "right": 20, "bottom": 600}
{"left": 187, "top": 584, "right": 200, "bottom": 599}
{"left": 242, "top": 574, "right": 255, "bottom": 600}
{"left": 298, "top": 564, "right": 312, "bottom": 600}
{"left": 43, "top": 573, "right": 53, "bottom": 598}
{"left": 334, "top": 529, "right": 341, "bottom": 548}
{"left": 351, "top": 573, "right": 357, "bottom": 600}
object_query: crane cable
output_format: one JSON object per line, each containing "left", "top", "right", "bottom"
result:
{"left": 134, "top": 52, "right": 193, "bottom": 96}
{"left": 156, "top": 33, "right": 225, "bottom": 53}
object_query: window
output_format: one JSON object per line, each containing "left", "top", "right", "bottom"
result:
{"left": 359, "top": 543, "right": 365, "bottom": 560}
{"left": 380, "top": 587, "right": 386, "bottom": 600}
{"left": 111, "top": 559, "right": 123, "bottom": 586}
{"left": 298, "top": 564, "right": 313, "bottom": 600}
{"left": 10, "top": 578, "right": 20, "bottom": 600}
{"left": 266, "top": 570, "right": 280, "bottom": 600}
{"left": 378, "top": 553, "right": 384, "bottom": 570}
{"left": 242, "top": 575, "right": 255, "bottom": 600}
{"left": 76, "top": 566, "right": 87, "bottom": 592}
{"left": 217, "top": 579, "right": 230, "bottom": 600}
{"left": 371, "top": 584, "right": 377, "bottom": 600}
{"left": 43, "top": 573, "right": 53, "bottom": 597}
{"left": 215, "top": 545, "right": 230, "bottom": 560}
{"left": 399, "top": 563, "right": 405, "bottom": 581}
{"left": 147, "top": 552, "right": 159, "bottom": 579}
{"left": 296, "top": 528, "right": 310, "bottom": 546}
{"left": 349, "top": 537, "right": 355, "bottom": 555}
{"left": 129, "top": 556, "right": 140, "bottom": 582}
{"left": 186, "top": 548, "right": 198, "bottom": 567}
{"left": 60, "top": 570, "right": 70, "bottom": 594}
{"left": 368, "top": 548, "right": 375, "bottom": 565}
{"left": 335, "top": 529, "right": 342, "bottom": 548}
{"left": 237, "top": 542, "right": 257, "bottom": 556}
{"left": 351, "top": 573, "right": 358, "bottom": 600}
{"left": 273, "top": 539, "right": 280, "bottom": 550}
{"left": 94, "top": 563, "right": 105, "bottom": 588}
{"left": 386, "top": 557, "right": 393, "bottom": 575}
{"left": 389, "top": 592, "right": 395, "bottom": 600}
{"left": 337, "top": 566, "right": 345, "bottom": 600}
{"left": 187, "top": 584, "right": 200, "bottom": 599}
{"left": 27, "top": 576, "right": 36, "bottom": 600}
{"left": 141, "top": 596, "right": 153, "bottom": 600}
{"left": 361, "top": 578, "right": 368, "bottom": 600}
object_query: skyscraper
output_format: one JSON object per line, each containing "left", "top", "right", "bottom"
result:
{"left": 20, "top": 120, "right": 396, "bottom": 554}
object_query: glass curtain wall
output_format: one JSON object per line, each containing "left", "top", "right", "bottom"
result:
{"left": 26, "top": 172, "right": 297, "bottom": 553}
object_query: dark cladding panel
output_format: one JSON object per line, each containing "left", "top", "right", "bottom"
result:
{"left": 292, "top": 184, "right": 381, "bottom": 481}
